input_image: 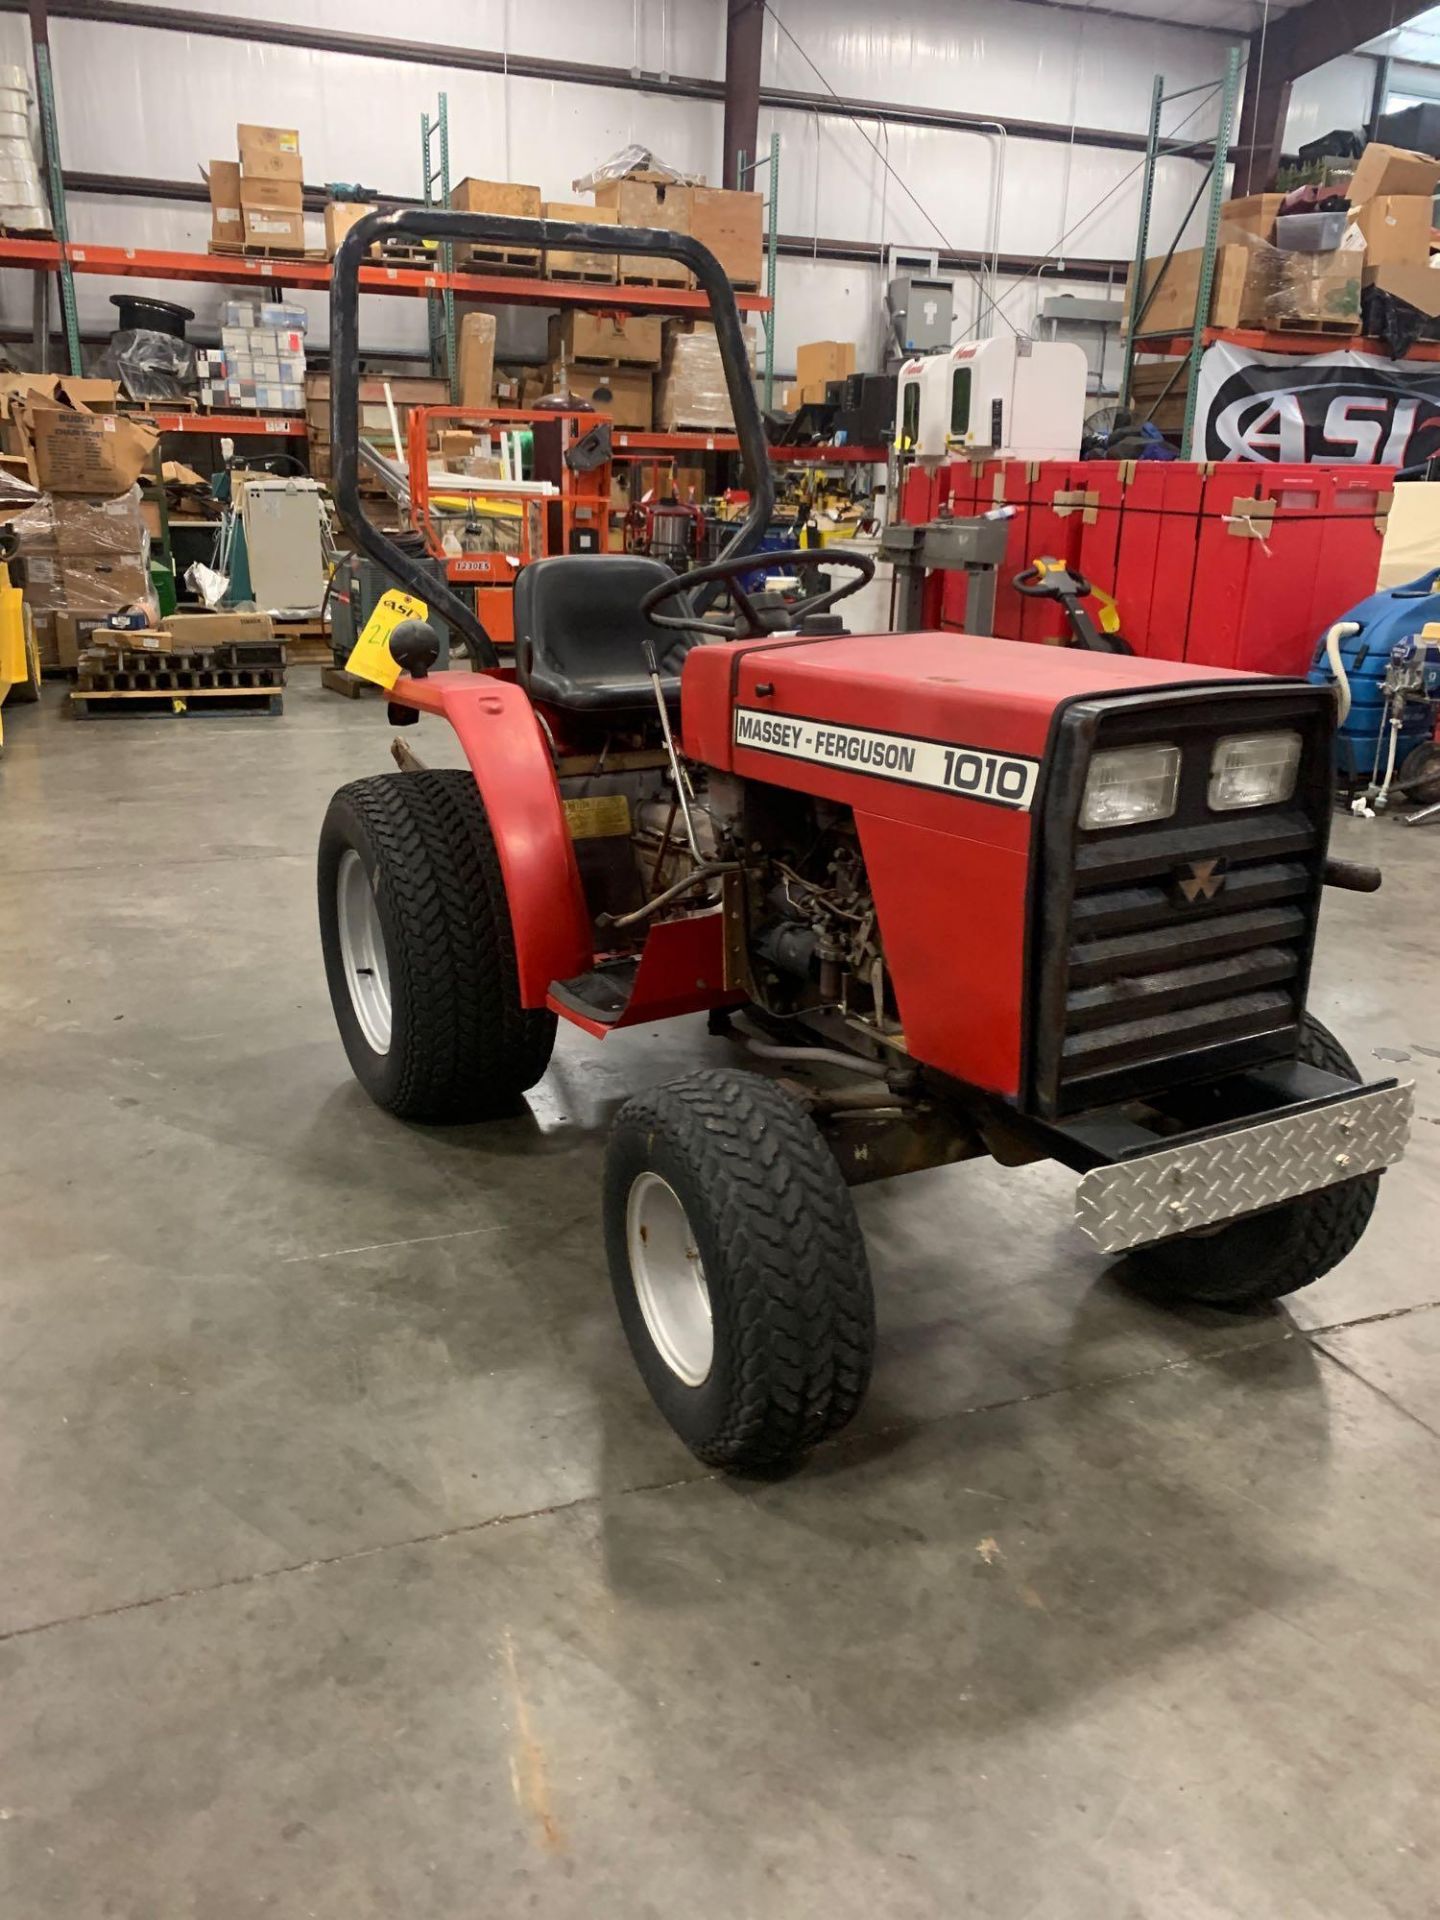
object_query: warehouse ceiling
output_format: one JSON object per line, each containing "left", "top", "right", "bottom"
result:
{"left": 1047, "top": 0, "right": 1426, "bottom": 38}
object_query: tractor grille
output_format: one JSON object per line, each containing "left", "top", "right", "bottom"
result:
{"left": 1028, "top": 691, "right": 1332, "bottom": 1119}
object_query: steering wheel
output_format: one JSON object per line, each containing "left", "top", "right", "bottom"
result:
{"left": 640, "top": 545, "right": 877, "bottom": 640}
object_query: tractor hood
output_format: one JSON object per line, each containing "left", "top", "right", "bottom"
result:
{"left": 682, "top": 630, "right": 1269, "bottom": 794}
{"left": 681, "top": 631, "right": 1293, "bottom": 1102}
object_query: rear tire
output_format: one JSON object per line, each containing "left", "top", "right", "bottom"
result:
{"left": 1125, "top": 1014, "right": 1380, "bottom": 1309}
{"left": 318, "top": 770, "right": 555, "bottom": 1121}
{"left": 604, "top": 1069, "right": 876, "bottom": 1469}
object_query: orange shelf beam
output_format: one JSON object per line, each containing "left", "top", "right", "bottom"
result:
{"left": 612, "top": 431, "right": 887, "bottom": 462}
{"left": 1134, "top": 326, "right": 1440, "bottom": 363}
{"left": 0, "top": 238, "right": 772, "bottom": 314}
{"left": 144, "top": 411, "right": 306, "bottom": 436}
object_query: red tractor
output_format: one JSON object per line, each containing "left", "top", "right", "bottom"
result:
{"left": 318, "top": 210, "right": 1413, "bottom": 1470}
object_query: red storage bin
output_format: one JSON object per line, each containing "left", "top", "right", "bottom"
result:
{"left": 1186, "top": 465, "right": 1389, "bottom": 676}
{"left": 1019, "top": 460, "right": 1084, "bottom": 644}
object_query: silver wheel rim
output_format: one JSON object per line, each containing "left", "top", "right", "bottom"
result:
{"left": 626, "top": 1172, "right": 713, "bottom": 1386}
{"left": 336, "top": 848, "right": 392, "bottom": 1055}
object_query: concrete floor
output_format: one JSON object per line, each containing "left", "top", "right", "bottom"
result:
{"left": 2, "top": 679, "right": 1439, "bottom": 1919}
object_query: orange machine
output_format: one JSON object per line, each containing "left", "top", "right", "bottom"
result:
{"left": 404, "top": 404, "right": 613, "bottom": 645}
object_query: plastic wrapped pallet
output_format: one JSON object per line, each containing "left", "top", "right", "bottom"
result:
{"left": 655, "top": 320, "right": 758, "bottom": 431}
{"left": 656, "top": 321, "right": 732, "bottom": 431}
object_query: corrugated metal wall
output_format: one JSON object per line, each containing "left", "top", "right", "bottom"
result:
{"left": 0, "top": 0, "right": 1424, "bottom": 374}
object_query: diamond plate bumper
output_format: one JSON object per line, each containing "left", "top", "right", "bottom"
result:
{"left": 1074, "top": 1081, "right": 1414, "bottom": 1255}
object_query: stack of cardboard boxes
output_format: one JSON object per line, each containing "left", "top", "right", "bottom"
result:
{"left": 0, "top": 388, "right": 158, "bottom": 669}
{"left": 208, "top": 123, "right": 305, "bottom": 255}
{"left": 543, "top": 311, "right": 664, "bottom": 429}
{"left": 785, "top": 341, "right": 857, "bottom": 411}
{"left": 1128, "top": 141, "right": 1440, "bottom": 344}
{"left": 197, "top": 299, "right": 308, "bottom": 414}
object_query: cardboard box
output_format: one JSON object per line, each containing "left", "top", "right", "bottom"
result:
{"left": 1363, "top": 263, "right": 1440, "bottom": 317}
{"left": 29, "top": 407, "right": 158, "bottom": 496}
{"left": 458, "top": 310, "right": 497, "bottom": 407}
{"left": 541, "top": 199, "right": 618, "bottom": 281}
{"left": 238, "top": 123, "right": 299, "bottom": 156}
{"left": 592, "top": 178, "right": 692, "bottom": 284}
{"left": 51, "top": 491, "right": 146, "bottom": 555}
{"left": 552, "top": 365, "right": 653, "bottom": 429}
{"left": 782, "top": 383, "right": 801, "bottom": 411}
{"left": 242, "top": 147, "right": 302, "bottom": 183}
{"left": 242, "top": 206, "right": 304, "bottom": 250}
{"left": 1220, "top": 193, "right": 1287, "bottom": 241}
{"left": 796, "top": 340, "right": 856, "bottom": 392}
{"left": 324, "top": 201, "right": 376, "bottom": 258}
{"left": 1347, "top": 194, "right": 1432, "bottom": 267}
{"left": 54, "top": 609, "right": 103, "bottom": 670}
{"left": 28, "top": 608, "right": 56, "bottom": 670}
{"left": 1127, "top": 358, "right": 1192, "bottom": 432}
{"left": 1127, "top": 243, "right": 1260, "bottom": 334}
{"left": 58, "top": 551, "right": 149, "bottom": 613}
{"left": 240, "top": 176, "right": 302, "bottom": 215}
{"left": 687, "top": 186, "right": 764, "bottom": 286}
{"left": 1348, "top": 143, "right": 1440, "bottom": 204}
{"left": 548, "top": 309, "right": 662, "bottom": 367}
{"left": 162, "top": 610, "right": 274, "bottom": 647}
{"left": 450, "top": 178, "right": 541, "bottom": 266}
{"left": 208, "top": 159, "right": 242, "bottom": 247}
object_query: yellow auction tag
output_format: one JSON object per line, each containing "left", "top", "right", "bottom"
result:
{"left": 346, "top": 588, "right": 429, "bottom": 690}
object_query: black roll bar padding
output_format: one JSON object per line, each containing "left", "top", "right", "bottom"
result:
{"left": 329, "top": 208, "right": 777, "bottom": 669}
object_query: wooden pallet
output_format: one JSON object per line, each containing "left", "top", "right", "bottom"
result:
{"left": 208, "top": 241, "right": 327, "bottom": 263}
{"left": 321, "top": 665, "right": 380, "bottom": 699}
{"left": 75, "top": 643, "right": 286, "bottom": 691}
{"left": 459, "top": 245, "right": 542, "bottom": 276}
{"left": 70, "top": 686, "right": 284, "bottom": 719}
{"left": 547, "top": 267, "right": 618, "bottom": 285}
{"left": 1268, "top": 316, "right": 1359, "bottom": 336}
{"left": 571, "top": 352, "right": 664, "bottom": 372}
{"left": 378, "top": 243, "right": 434, "bottom": 269}
{"left": 618, "top": 271, "right": 692, "bottom": 288}
{"left": 280, "top": 634, "right": 332, "bottom": 665}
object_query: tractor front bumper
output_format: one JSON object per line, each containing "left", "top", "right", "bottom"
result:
{"left": 1073, "top": 1079, "right": 1413, "bottom": 1254}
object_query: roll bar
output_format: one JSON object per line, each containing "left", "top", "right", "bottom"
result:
{"left": 329, "top": 208, "right": 777, "bottom": 668}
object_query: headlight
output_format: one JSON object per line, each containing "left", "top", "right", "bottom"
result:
{"left": 1208, "top": 731, "right": 1301, "bottom": 811}
{"left": 1080, "top": 744, "right": 1181, "bottom": 830}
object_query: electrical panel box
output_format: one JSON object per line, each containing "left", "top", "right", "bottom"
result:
{"left": 888, "top": 274, "right": 954, "bottom": 354}
{"left": 896, "top": 337, "right": 1088, "bottom": 463}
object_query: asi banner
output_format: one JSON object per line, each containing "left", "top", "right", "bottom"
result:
{"left": 1193, "top": 340, "right": 1440, "bottom": 466}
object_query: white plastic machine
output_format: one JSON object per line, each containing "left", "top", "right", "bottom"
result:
{"left": 896, "top": 336, "right": 1088, "bottom": 464}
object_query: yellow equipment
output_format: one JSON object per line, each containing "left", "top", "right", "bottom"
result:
{"left": 0, "top": 525, "right": 39, "bottom": 752}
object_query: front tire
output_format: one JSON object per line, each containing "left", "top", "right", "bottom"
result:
{"left": 318, "top": 770, "right": 556, "bottom": 1121}
{"left": 1126, "top": 1014, "right": 1380, "bottom": 1308}
{"left": 604, "top": 1069, "right": 876, "bottom": 1469}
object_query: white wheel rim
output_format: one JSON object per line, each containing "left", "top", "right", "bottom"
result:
{"left": 336, "top": 848, "right": 392, "bottom": 1054}
{"left": 626, "top": 1172, "right": 713, "bottom": 1386}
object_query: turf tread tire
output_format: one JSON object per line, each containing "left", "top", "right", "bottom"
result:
{"left": 605, "top": 1068, "right": 875, "bottom": 1469}
{"left": 1126, "top": 1014, "right": 1379, "bottom": 1309}
{"left": 319, "top": 770, "right": 555, "bottom": 1121}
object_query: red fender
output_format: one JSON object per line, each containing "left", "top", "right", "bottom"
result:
{"left": 391, "top": 672, "right": 592, "bottom": 1005}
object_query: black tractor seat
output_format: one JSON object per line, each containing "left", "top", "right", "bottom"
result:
{"left": 514, "top": 554, "right": 695, "bottom": 714}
